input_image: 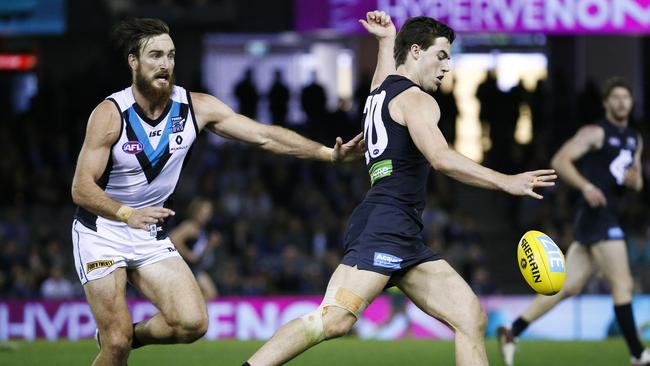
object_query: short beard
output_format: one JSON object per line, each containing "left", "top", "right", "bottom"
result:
{"left": 134, "top": 68, "right": 174, "bottom": 108}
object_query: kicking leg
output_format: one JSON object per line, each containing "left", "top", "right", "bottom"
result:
{"left": 592, "top": 240, "right": 646, "bottom": 360}
{"left": 84, "top": 268, "right": 132, "bottom": 366}
{"left": 246, "top": 264, "right": 390, "bottom": 366}
{"left": 395, "top": 260, "right": 487, "bottom": 366}
{"left": 128, "top": 257, "right": 208, "bottom": 345}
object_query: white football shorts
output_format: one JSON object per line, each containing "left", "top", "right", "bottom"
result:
{"left": 71, "top": 219, "right": 181, "bottom": 285}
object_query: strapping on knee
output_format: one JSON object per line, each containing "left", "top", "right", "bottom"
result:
{"left": 300, "top": 287, "right": 369, "bottom": 346}
{"left": 321, "top": 286, "right": 368, "bottom": 319}
{"left": 300, "top": 308, "right": 325, "bottom": 346}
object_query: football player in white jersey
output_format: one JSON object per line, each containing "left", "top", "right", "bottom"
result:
{"left": 71, "top": 18, "right": 364, "bottom": 366}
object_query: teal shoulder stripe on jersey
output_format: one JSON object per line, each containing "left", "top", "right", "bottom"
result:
{"left": 127, "top": 101, "right": 180, "bottom": 167}
{"left": 369, "top": 159, "right": 393, "bottom": 186}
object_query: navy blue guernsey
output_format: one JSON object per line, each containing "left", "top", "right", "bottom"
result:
{"left": 361, "top": 75, "right": 430, "bottom": 213}
{"left": 577, "top": 119, "right": 639, "bottom": 212}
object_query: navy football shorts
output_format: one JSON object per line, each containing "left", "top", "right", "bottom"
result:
{"left": 341, "top": 202, "right": 441, "bottom": 276}
{"left": 574, "top": 206, "right": 625, "bottom": 246}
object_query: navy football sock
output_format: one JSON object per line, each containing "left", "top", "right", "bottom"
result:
{"left": 511, "top": 317, "right": 530, "bottom": 338}
{"left": 614, "top": 303, "right": 644, "bottom": 358}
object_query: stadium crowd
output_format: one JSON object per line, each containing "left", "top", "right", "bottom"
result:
{"left": 1, "top": 66, "right": 649, "bottom": 300}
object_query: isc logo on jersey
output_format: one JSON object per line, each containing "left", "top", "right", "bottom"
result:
{"left": 122, "top": 141, "right": 143, "bottom": 154}
{"left": 517, "top": 230, "right": 566, "bottom": 295}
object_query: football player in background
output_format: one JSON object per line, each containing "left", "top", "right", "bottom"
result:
{"left": 498, "top": 77, "right": 649, "bottom": 366}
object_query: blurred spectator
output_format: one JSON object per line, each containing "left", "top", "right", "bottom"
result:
{"left": 328, "top": 98, "right": 357, "bottom": 142}
{"left": 41, "top": 266, "right": 74, "bottom": 300}
{"left": 268, "top": 69, "right": 290, "bottom": 126}
{"left": 434, "top": 79, "right": 458, "bottom": 146}
{"left": 530, "top": 77, "right": 551, "bottom": 147}
{"left": 234, "top": 67, "right": 260, "bottom": 119}
{"left": 353, "top": 73, "right": 372, "bottom": 120}
{"left": 300, "top": 71, "right": 327, "bottom": 123}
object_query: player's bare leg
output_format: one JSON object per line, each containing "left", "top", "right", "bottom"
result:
{"left": 84, "top": 268, "right": 132, "bottom": 366}
{"left": 592, "top": 240, "right": 647, "bottom": 362}
{"left": 246, "top": 264, "right": 390, "bottom": 366}
{"left": 395, "top": 260, "right": 487, "bottom": 366}
{"left": 128, "top": 257, "right": 208, "bottom": 345}
{"left": 591, "top": 240, "right": 633, "bottom": 304}
{"left": 196, "top": 272, "right": 218, "bottom": 300}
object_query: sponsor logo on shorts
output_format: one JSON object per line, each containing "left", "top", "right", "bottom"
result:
{"left": 608, "top": 226, "right": 624, "bottom": 239}
{"left": 86, "top": 259, "right": 115, "bottom": 273}
{"left": 373, "top": 252, "right": 402, "bottom": 269}
{"left": 369, "top": 159, "right": 393, "bottom": 186}
{"left": 148, "top": 224, "right": 162, "bottom": 237}
{"left": 122, "top": 141, "right": 143, "bottom": 154}
{"left": 166, "top": 247, "right": 177, "bottom": 252}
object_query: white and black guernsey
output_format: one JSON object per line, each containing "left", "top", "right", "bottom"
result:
{"left": 74, "top": 85, "right": 199, "bottom": 239}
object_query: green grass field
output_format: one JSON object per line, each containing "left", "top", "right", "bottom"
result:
{"left": 0, "top": 338, "right": 634, "bottom": 365}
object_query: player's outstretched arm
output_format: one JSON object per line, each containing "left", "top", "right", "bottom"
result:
{"left": 193, "top": 92, "right": 364, "bottom": 163}
{"left": 551, "top": 125, "right": 608, "bottom": 206}
{"left": 623, "top": 134, "right": 643, "bottom": 192}
{"left": 397, "top": 89, "right": 556, "bottom": 199}
{"left": 359, "top": 10, "right": 396, "bottom": 91}
{"left": 71, "top": 101, "right": 175, "bottom": 230}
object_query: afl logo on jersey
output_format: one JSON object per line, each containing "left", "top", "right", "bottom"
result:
{"left": 608, "top": 136, "right": 621, "bottom": 147}
{"left": 122, "top": 141, "right": 144, "bottom": 154}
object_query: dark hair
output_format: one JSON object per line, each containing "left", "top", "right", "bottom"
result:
{"left": 394, "top": 17, "right": 455, "bottom": 66}
{"left": 112, "top": 18, "right": 170, "bottom": 62}
{"left": 602, "top": 77, "right": 632, "bottom": 100}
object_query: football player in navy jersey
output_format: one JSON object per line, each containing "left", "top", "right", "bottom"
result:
{"left": 71, "top": 18, "right": 365, "bottom": 366}
{"left": 498, "top": 78, "right": 649, "bottom": 366}
{"left": 245, "top": 11, "right": 555, "bottom": 366}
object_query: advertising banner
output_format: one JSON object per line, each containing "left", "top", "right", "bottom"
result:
{"left": 296, "top": 0, "right": 650, "bottom": 34}
{"left": 1, "top": 295, "right": 649, "bottom": 341}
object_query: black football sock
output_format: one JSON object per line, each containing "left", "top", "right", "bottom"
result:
{"left": 242, "top": 362, "right": 251, "bottom": 366}
{"left": 614, "top": 303, "right": 644, "bottom": 358}
{"left": 511, "top": 317, "right": 530, "bottom": 338}
{"left": 131, "top": 322, "right": 143, "bottom": 349}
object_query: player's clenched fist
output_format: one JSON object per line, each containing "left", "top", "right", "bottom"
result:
{"left": 359, "top": 10, "right": 396, "bottom": 39}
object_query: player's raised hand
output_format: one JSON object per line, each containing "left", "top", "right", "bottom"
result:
{"left": 502, "top": 169, "right": 557, "bottom": 199}
{"left": 332, "top": 132, "right": 365, "bottom": 163}
{"left": 127, "top": 207, "right": 175, "bottom": 231}
{"left": 359, "top": 10, "right": 396, "bottom": 39}
{"left": 582, "top": 183, "right": 607, "bottom": 207}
